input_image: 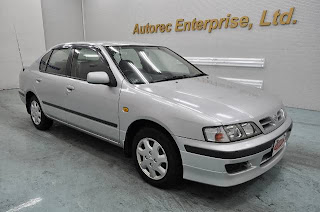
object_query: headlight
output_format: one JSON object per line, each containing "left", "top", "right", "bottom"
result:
{"left": 203, "top": 127, "right": 230, "bottom": 142}
{"left": 241, "top": 123, "right": 255, "bottom": 136}
{"left": 241, "top": 122, "right": 262, "bottom": 137}
{"left": 203, "top": 122, "right": 261, "bottom": 143}
{"left": 278, "top": 108, "right": 286, "bottom": 121}
{"left": 224, "top": 125, "right": 243, "bottom": 140}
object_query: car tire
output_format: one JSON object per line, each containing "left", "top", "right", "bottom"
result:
{"left": 132, "top": 127, "right": 182, "bottom": 188}
{"left": 29, "top": 96, "right": 53, "bottom": 130}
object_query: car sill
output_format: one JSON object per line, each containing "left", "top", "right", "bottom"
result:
{"left": 46, "top": 114, "right": 122, "bottom": 148}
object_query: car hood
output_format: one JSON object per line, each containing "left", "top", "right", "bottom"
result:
{"left": 136, "top": 76, "right": 282, "bottom": 124}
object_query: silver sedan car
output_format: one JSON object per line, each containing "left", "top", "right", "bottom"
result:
{"left": 19, "top": 42, "right": 293, "bottom": 188}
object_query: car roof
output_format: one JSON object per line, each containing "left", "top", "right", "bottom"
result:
{"left": 52, "top": 41, "right": 158, "bottom": 49}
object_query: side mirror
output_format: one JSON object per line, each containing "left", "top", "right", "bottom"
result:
{"left": 87, "top": 72, "right": 110, "bottom": 85}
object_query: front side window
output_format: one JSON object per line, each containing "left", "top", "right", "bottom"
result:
{"left": 71, "top": 48, "right": 109, "bottom": 80}
{"left": 39, "top": 50, "right": 52, "bottom": 72}
{"left": 46, "top": 48, "right": 71, "bottom": 76}
{"left": 106, "top": 46, "right": 206, "bottom": 84}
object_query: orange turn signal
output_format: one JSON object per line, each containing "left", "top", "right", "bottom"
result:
{"left": 215, "top": 133, "right": 224, "bottom": 141}
{"left": 123, "top": 107, "right": 129, "bottom": 112}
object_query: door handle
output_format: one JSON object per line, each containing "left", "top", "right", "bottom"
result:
{"left": 66, "top": 85, "right": 75, "bottom": 92}
{"left": 36, "top": 78, "right": 42, "bottom": 83}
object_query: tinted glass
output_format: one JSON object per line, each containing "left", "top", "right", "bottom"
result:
{"left": 39, "top": 50, "right": 52, "bottom": 72}
{"left": 106, "top": 46, "right": 205, "bottom": 84}
{"left": 71, "top": 48, "right": 109, "bottom": 80}
{"left": 46, "top": 48, "right": 71, "bottom": 76}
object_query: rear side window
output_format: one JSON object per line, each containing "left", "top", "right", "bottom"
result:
{"left": 71, "top": 48, "right": 109, "bottom": 80}
{"left": 46, "top": 48, "right": 71, "bottom": 76}
{"left": 39, "top": 51, "right": 52, "bottom": 72}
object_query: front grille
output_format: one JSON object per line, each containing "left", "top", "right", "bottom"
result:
{"left": 259, "top": 109, "right": 285, "bottom": 133}
{"left": 259, "top": 117, "right": 274, "bottom": 131}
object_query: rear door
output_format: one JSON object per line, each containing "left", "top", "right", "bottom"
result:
{"left": 34, "top": 48, "right": 72, "bottom": 121}
{"left": 64, "top": 46, "right": 120, "bottom": 142}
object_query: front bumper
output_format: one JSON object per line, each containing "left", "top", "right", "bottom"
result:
{"left": 175, "top": 116, "right": 293, "bottom": 187}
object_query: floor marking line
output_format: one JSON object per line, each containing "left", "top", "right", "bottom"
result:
{"left": 6, "top": 197, "right": 42, "bottom": 212}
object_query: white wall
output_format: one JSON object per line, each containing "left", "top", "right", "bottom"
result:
{"left": 0, "top": 0, "right": 46, "bottom": 90}
{"left": 41, "top": 0, "right": 84, "bottom": 49}
{"left": 83, "top": 0, "right": 320, "bottom": 111}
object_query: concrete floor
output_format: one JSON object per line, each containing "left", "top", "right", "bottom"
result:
{"left": 0, "top": 89, "right": 319, "bottom": 212}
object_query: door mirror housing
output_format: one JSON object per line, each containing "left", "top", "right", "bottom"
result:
{"left": 87, "top": 72, "right": 110, "bottom": 85}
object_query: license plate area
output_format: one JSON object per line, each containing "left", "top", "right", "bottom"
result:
{"left": 272, "top": 133, "right": 287, "bottom": 157}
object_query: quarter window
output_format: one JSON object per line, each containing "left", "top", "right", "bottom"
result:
{"left": 71, "top": 48, "right": 109, "bottom": 80}
{"left": 46, "top": 48, "right": 71, "bottom": 76}
{"left": 39, "top": 51, "right": 52, "bottom": 72}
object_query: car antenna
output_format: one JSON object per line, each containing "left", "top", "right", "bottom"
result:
{"left": 13, "top": 24, "right": 25, "bottom": 71}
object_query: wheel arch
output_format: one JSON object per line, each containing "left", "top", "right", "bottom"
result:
{"left": 124, "top": 119, "right": 180, "bottom": 158}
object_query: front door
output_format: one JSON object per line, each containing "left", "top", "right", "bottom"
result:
{"left": 64, "top": 47, "right": 120, "bottom": 142}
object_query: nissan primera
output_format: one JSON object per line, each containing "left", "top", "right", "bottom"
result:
{"left": 19, "top": 42, "right": 292, "bottom": 187}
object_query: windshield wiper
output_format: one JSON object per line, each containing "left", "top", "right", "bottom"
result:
{"left": 153, "top": 75, "right": 190, "bottom": 83}
{"left": 169, "top": 75, "right": 191, "bottom": 80}
{"left": 152, "top": 72, "right": 207, "bottom": 83}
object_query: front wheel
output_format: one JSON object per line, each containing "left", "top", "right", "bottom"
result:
{"left": 132, "top": 127, "right": 182, "bottom": 188}
{"left": 29, "top": 96, "right": 53, "bottom": 130}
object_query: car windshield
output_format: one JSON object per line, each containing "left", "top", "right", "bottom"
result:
{"left": 105, "top": 46, "right": 206, "bottom": 84}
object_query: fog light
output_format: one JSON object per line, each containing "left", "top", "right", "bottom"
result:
{"left": 225, "top": 161, "right": 251, "bottom": 174}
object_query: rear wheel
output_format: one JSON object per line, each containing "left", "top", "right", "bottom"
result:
{"left": 29, "top": 96, "right": 53, "bottom": 130}
{"left": 133, "top": 127, "right": 182, "bottom": 188}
